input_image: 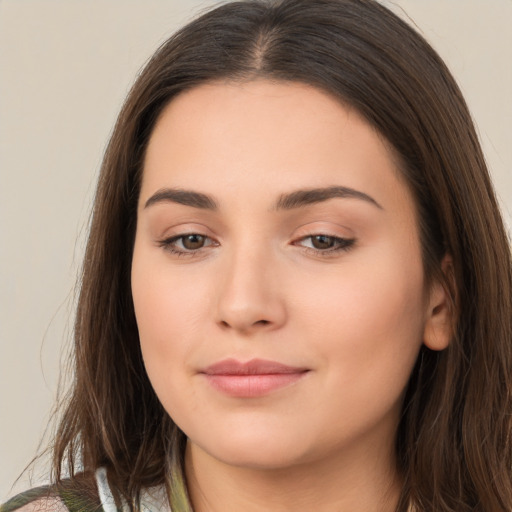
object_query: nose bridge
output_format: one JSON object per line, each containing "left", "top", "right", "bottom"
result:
{"left": 215, "top": 234, "right": 286, "bottom": 333}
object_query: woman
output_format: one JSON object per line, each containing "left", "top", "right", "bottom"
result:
{"left": 2, "top": 0, "right": 511, "bottom": 510}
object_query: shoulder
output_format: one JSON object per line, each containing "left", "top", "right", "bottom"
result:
{"left": 1, "top": 469, "right": 171, "bottom": 512}
{"left": 0, "top": 475, "right": 105, "bottom": 512}
{"left": 0, "top": 491, "right": 67, "bottom": 512}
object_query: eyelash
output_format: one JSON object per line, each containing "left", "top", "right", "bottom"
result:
{"left": 157, "top": 233, "right": 356, "bottom": 258}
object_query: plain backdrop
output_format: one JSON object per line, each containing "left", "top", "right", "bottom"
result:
{"left": 1, "top": 0, "right": 511, "bottom": 501}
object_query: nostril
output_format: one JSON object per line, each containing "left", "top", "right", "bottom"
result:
{"left": 219, "top": 319, "right": 270, "bottom": 329}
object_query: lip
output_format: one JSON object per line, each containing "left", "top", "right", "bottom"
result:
{"left": 200, "top": 358, "right": 310, "bottom": 398}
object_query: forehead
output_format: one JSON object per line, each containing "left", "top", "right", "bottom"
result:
{"left": 141, "top": 79, "right": 412, "bottom": 216}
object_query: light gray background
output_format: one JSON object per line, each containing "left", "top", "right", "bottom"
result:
{"left": 1, "top": 0, "right": 511, "bottom": 501}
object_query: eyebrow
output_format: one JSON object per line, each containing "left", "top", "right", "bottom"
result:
{"left": 273, "top": 186, "right": 382, "bottom": 211}
{"left": 144, "top": 186, "right": 382, "bottom": 211}
{"left": 145, "top": 188, "right": 217, "bottom": 210}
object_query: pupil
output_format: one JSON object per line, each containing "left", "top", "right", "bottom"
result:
{"left": 184, "top": 234, "right": 204, "bottom": 250}
{"left": 313, "top": 235, "right": 333, "bottom": 249}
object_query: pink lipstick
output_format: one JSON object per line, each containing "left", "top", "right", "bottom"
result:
{"left": 200, "top": 358, "right": 309, "bottom": 398}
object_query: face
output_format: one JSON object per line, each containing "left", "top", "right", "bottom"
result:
{"left": 131, "top": 80, "right": 447, "bottom": 471}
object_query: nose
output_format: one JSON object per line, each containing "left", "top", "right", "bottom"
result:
{"left": 214, "top": 245, "right": 287, "bottom": 335}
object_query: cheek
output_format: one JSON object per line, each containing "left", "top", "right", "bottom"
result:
{"left": 131, "top": 245, "right": 210, "bottom": 395}
{"left": 296, "top": 244, "right": 426, "bottom": 397}
{"left": 132, "top": 233, "right": 212, "bottom": 332}
{"left": 133, "top": 276, "right": 206, "bottom": 342}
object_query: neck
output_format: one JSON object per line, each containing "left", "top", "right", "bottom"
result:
{"left": 184, "top": 439, "right": 402, "bottom": 512}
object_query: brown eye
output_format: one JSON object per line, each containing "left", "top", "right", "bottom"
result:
{"left": 182, "top": 234, "right": 206, "bottom": 250}
{"left": 311, "top": 235, "right": 336, "bottom": 249}
{"left": 295, "top": 234, "right": 356, "bottom": 256}
{"left": 158, "top": 232, "right": 217, "bottom": 257}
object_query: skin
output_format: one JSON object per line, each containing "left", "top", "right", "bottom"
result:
{"left": 131, "top": 80, "right": 450, "bottom": 512}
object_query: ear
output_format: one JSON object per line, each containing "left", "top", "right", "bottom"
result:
{"left": 423, "top": 255, "right": 455, "bottom": 351}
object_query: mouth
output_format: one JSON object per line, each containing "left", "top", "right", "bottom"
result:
{"left": 200, "top": 358, "right": 310, "bottom": 398}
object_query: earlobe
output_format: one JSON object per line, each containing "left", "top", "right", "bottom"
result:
{"left": 423, "top": 255, "right": 455, "bottom": 351}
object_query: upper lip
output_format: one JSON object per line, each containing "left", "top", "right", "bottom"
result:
{"left": 201, "top": 358, "right": 309, "bottom": 376}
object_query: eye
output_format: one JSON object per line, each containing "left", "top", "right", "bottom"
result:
{"left": 178, "top": 234, "right": 208, "bottom": 250}
{"left": 295, "top": 234, "right": 355, "bottom": 256}
{"left": 157, "top": 233, "right": 216, "bottom": 257}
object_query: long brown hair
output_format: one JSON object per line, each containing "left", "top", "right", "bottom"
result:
{"left": 52, "top": 0, "right": 512, "bottom": 510}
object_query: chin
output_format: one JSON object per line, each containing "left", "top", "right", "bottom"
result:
{"left": 189, "top": 424, "right": 324, "bottom": 471}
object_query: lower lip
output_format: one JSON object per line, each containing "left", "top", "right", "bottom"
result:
{"left": 203, "top": 372, "right": 308, "bottom": 398}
